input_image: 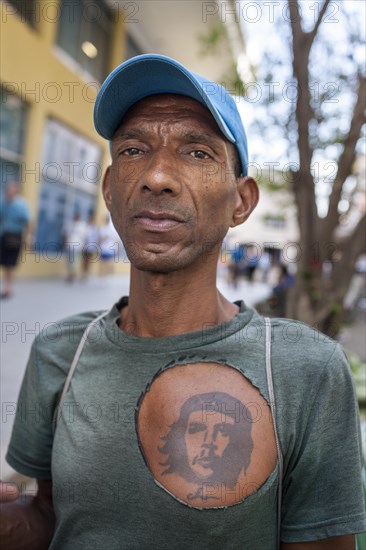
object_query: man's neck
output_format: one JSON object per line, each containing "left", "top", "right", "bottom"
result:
{"left": 119, "top": 266, "right": 239, "bottom": 338}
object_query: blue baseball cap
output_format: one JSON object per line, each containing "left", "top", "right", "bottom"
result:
{"left": 94, "top": 53, "right": 248, "bottom": 176}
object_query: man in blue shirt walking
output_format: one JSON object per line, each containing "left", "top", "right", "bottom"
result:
{"left": 0, "top": 181, "right": 30, "bottom": 298}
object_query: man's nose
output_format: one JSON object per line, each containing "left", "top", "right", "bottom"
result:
{"left": 140, "top": 148, "right": 181, "bottom": 195}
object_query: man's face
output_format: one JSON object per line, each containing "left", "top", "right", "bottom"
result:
{"left": 103, "top": 94, "right": 242, "bottom": 273}
{"left": 184, "top": 410, "right": 235, "bottom": 479}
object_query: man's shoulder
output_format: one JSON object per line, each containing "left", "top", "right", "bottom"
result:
{"left": 250, "top": 309, "right": 335, "bottom": 345}
{"left": 32, "top": 309, "right": 109, "bottom": 368}
{"left": 264, "top": 315, "right": 350, "bottom": 384}
{"left": 269, "top": 315, "right": 336, "bottom": 345}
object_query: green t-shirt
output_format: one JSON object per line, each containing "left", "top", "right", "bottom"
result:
{"left": 7, "top": 298, "right": 366, "bottom": 548}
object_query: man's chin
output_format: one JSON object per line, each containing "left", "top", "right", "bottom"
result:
{"left": 127, "top": 247, "right": 195, "bottom": 274}
{"left": 130, "top": 257, "right": 182, "bottom": 274}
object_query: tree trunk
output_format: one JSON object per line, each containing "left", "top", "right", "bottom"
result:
{"left": 287, "top": 214, "right": 365, "bottom": 337}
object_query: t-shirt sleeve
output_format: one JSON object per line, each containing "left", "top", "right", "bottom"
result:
{"left": 5, "top": 310, "right": 101, "bottom": 479}
{"left": 6, "top": 338, "right": 63, "bottom": 479}
{"left": 280, "top": 343, "right": 366, "bottom": 541}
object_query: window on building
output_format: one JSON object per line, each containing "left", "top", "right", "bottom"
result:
{"left": 0, "top": 87, "right": 28, "bottom": 198}
{"left": 5, "top": 0, "right": 37, "bottom": 27}
{"left": 35, "top": 119, "right": 101, "bottom": 252}
{"left": 56, "top": 0, "right": 113, "bottom": 81}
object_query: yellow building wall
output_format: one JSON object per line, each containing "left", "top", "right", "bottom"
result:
{"left": 0, "top": 0, "right": 130, "bottom": 277}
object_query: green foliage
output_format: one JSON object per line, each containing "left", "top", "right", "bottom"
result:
{"left": 329, "top": 301, "right": 342, "bottom": 315}
{"left": 310, "top": 289, "right": 321, "bottom": 302}
{"left": 346, "top": 350, "right": 366, "bottom": 412}
{"left": 300, "top": 268, "right": 313, "bottom": 281}
{"left": 197, "top": 23, "right": 243, "bottom": 93}
{"left": 256, "top": 171, "right": 289, "bottom": 192}
{"left": 197, "top": 22, "right": 226, "bottom": 56}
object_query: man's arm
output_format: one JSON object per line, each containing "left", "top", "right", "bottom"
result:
{"left": 281, "top": 535, "right": 355, "bottom": 549}
{"left": 0, "top": 480, "right": 55, "bottom": 550}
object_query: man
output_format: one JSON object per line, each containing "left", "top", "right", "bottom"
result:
{"left": 62, "top": 211, "right": 88, "bottom": 282}
{"left": 0, "top": 181, "right": 30, "bottom": 298}
{"left": 1, "top": 54, "right": 365, "bottom": 549}
{"left": 81, "top": 212, "right": 99, "bottom": 279}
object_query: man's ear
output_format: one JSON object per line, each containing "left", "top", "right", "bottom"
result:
{"left": 102, "top": 166, "right": 112, "bottom": 211}
{"left": 230, "top": 176, "right": 259, "bottom": 228}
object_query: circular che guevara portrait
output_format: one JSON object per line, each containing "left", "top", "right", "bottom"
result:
{"left": 136, "top": 362, "right": 277, "bottom": 508}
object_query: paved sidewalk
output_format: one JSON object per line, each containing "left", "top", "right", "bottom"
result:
{"left": 0, "top": 273, "right": 271, "bottom": 481}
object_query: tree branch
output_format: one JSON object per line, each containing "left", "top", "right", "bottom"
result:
{"left": 322, "top": 74, "right": 366, "bottom": 241}
{"left": 308, "top": 0, "right": 332, "bottom": 46}
{"left": 289, "top": 0, "right": 312, "bottom": 165}
{"left": 332, "top": 213, "right": 366, "bottom": 299}
{"left": 338, "top": 212, "right": 366, "bottom": 255}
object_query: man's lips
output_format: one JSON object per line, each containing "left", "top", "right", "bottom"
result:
{"left": 134, "top": 210, "right": 184, "bottom": 231}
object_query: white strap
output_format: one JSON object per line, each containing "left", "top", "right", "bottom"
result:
{"left": 264, "top": 317, "right": 283, "bottom": 548}
{"left": 53, "top": 310, "right": 109, "bottom": 426}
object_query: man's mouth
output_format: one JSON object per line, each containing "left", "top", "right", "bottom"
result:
{"left": 134, "top": 210, "right": 184, "bottom": 231}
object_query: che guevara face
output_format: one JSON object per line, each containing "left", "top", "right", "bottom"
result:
{"left": 184, "top": 410, "right": 235, "bottom": 479}
{"left": 158, "top": 391, "right": 254, "bottom": 493}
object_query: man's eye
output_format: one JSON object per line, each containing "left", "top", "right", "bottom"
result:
{"left": 190, "top": 150, "right": 210, "bottom": 159}
{"left": 122, "top": 147, "right": 141, "bottom": 156}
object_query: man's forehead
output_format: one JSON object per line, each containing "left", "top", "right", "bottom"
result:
{"left": 126, "top": 93, "right": 207, "bottom": 114}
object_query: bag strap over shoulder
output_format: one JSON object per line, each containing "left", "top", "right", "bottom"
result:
{"left": 53, "top": 310, "right": 109, "bottom": 426}
{"left": 264, "top": 316, "right": 283, "bottom": 548}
